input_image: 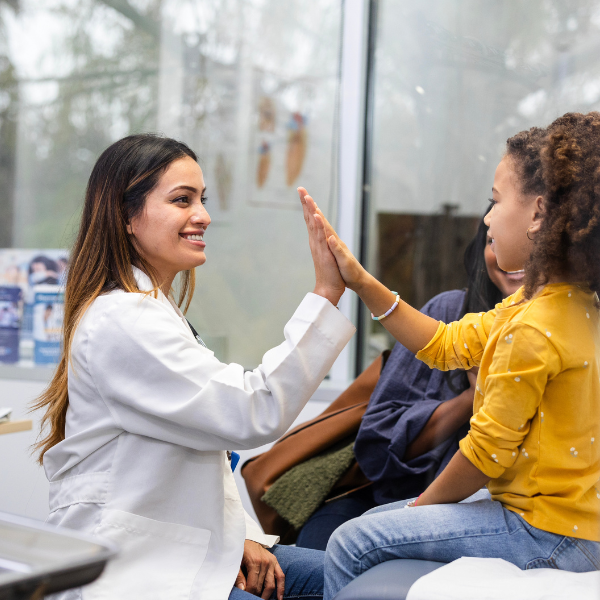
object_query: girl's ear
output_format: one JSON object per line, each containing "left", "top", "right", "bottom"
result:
{"left": 126, "top": 220, "right": 134, "bottom": 235}
{"left": 528, "top": 195, "right": 545, "bottom": 234}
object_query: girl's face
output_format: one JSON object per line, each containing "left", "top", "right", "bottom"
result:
{"left": 484, "top": 156, "right": 543, "bottom": 273}
{"left": 128, "top": 156, "right": 211, "bottom": 288}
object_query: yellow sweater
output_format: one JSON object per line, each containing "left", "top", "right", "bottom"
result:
{"left": 417, "top": 283, "right": 600, "bottom": 542}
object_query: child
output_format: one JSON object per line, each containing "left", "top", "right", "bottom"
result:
{"left": 299, "top": 112, "right": 600, "bottom": 599}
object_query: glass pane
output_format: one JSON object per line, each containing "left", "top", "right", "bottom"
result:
{"left": 2, "top": 0, "right": 341, "bottom": 368}
{"left": 364, "top": 0, "right": 600, "bottom": 368}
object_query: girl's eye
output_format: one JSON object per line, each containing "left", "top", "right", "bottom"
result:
{"left": 172, "top": 196, "right": 189, "bottom": 204}
{"left": 488, "top": 198, "right": 496, "bottom": 206}
{"left": 201, "top": 196, "right": 208, "bottom": 205}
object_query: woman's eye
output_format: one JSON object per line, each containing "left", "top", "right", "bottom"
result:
{"left": 172, "top": 196, "right": 189, "bottom": 204}
{"left": 488, "top": 198, "right": 496, "bottom": 206}
{"left": 201, "top": 196, "right": 208, "bottom": 205}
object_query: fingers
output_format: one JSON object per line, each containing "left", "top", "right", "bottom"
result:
{"left": 234, "top": 569, "right": 247, "bottom": 592}
{"left": 313, "top": 213, "right": 328, "bottom": 242}
{"left": 275, "top": 561, "right": 286, "bottom": 600}
{"left": 314, "top": 205, "right": 338, "bottom": 241}
{"left": 246, "top": 561, "right": 268, "bottom": 597}
{"left": 260, "top": 562, "right": 276, "bottom": 600}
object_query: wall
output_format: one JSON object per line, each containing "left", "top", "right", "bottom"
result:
{"left": 0, "top": 377, "right": 49, "bottom": 520}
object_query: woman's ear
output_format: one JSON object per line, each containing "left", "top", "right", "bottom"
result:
{"left": 528, "top": 195, "right": 545, "bottom": 234}
{"left": 126, "top": 221, "right": 134, "bottom": 235}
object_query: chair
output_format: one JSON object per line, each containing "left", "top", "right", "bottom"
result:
{"left": 332, "top": 559, "right": 444, "bottom": 600}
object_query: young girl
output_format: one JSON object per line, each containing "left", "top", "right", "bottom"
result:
{"left": 299, "top": 112, "right": 600, "bottom": 599}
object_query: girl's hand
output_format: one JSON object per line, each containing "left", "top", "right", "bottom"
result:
{"left": 298, "top": 189, "right": 369, "bottom": 292}
{"left": 298, "top": 187, "right": 346, "bottom": 306}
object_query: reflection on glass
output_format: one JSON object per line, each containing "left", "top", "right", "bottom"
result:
{"left": 2, "top": 0, "right": 342, "bottom": 368}
{"left": 365, "top": 0, "right": 600, "bottom": 367}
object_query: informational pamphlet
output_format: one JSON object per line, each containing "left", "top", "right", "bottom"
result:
{"left": 0, "top": 249, "right": 68, "bottom": 367}
{"left": 0, "top": 286, "right": 21, "bottom": 364}
{"left": 32, "top": 286, "right": 64, "bottom": 366}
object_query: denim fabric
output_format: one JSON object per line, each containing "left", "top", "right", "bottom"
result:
{"left": 324, "top": 490, "right": 600, "bottom": 600}
{"left": 229, "top": 544, "right": 325, "bottom": 599}
{"left": 296, "top": 488, "right": 378, "bottom": 551}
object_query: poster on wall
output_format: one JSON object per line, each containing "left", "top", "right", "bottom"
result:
{"left": 0, "top": 286, "right": 21, "bottom": 364}
{"left": 248, "top": 86, "right": 312, "bottom": 210}
{"left": 33, "top": 286, "right": 64, "bottom": 365}
{"left": 0, "top": 249, "right": 68, "bottom": 368}
{"left": 245, "top": 63, "right": 337, "bottom": 214}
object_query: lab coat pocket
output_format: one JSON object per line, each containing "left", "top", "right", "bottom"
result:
{"left": 84, "top": 509, "right": 211, "bottom": 600}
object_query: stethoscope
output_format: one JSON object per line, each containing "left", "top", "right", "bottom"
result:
{"left": 186, "top": 318, "right": 240, "bottom": 472}
{"left": 185, "top": 318, "right": 208, "bottom": 348}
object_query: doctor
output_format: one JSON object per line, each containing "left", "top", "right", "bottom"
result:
{"left": 33, "top": 134, "right": 355, "bottom": 600}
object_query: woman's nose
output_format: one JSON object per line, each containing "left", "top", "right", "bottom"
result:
{"left": 483, "top": 209, "right": 492, "bottom": 226}
{"left": 191, "top": 205, "right": 211, "bottom": 227}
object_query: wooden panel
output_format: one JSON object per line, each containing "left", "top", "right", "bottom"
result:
{"left": 377, "top": 209, "right": 480, "bottom": 310}
{"left": 0, "top": 420, "right": 33, "bottom": 435}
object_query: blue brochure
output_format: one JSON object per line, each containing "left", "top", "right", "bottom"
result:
{"left": 0, "top": 286, "right": 21, "bottom": 364}
{"left": 33, "top": 286, "right": 64, "bottom": 365}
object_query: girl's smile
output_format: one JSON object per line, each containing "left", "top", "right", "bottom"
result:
{"left": 484, "top": 156, "right": 544, "bottom": 274}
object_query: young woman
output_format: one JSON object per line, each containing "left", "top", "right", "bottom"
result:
{"left": 301, "top": 113, "right": 600, "bottom": 599}
{"left": 34, "top": 134, "right": 355, "bottom": 600}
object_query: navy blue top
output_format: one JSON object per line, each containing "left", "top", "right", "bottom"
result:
{"left": 354, "top": 289, "right": 469, "bottom": 505}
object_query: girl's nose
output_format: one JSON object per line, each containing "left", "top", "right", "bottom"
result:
{"left": 483, "top": 209, "right": 492, "bottom": 226}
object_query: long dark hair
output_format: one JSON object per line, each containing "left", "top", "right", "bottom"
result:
{"left": 445, "top": 205, "right": 502, "bottom": 394}
{"left": 32, "top": 134, "right": 198, "bottom": 464}
{"left": 461, "top": 205, "right": 504, "bottom": 316}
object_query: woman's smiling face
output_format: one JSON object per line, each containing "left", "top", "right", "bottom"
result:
{"left": 484, "top": 156, "right": 542, "bottom": 273}
{"left": 128, "top": 156, "right": 211, "bottom": 289}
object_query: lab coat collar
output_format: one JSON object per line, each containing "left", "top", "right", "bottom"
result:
{"left": 131, "top": 265, "right": 186, "bottom": 319}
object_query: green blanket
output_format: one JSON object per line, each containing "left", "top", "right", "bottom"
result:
{"left": 261, "top": 439, "right": 355, "bottom": 530}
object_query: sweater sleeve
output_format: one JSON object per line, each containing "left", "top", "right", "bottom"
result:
{"left": 416, "top": 307, "right": 497, "bottom": 371}
{"left": 459, "top": 323, "right": 561, "bottom": 478}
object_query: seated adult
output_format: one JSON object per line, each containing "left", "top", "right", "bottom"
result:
{"left": 296, "top": 213, "right": 523, "bottom": 550}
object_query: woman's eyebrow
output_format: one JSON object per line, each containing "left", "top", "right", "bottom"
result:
{"left": 168, "top": 185, "right": 205, "bottom": 194}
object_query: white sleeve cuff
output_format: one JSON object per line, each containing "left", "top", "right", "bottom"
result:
{"left": 244, "top": 510, "right": 280, "bottom": 548}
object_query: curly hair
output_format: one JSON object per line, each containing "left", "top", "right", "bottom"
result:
{"left": 505, "top": 126, "right": 548, "bottom": 197}
{"left": 520, "top": 112, "right": 600, "bottom": 302}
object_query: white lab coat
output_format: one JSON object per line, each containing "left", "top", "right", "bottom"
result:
{"left": 44, "top": 267, "right": 355, "bottom": 600}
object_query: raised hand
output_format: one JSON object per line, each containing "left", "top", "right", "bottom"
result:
{"left": 298, "top": 187, "right": 345, "bottom": 306}
{"left": 300, "top": 191, "right": 368, "bottom": 292}
{"left": 299, "top": 188, "right": 440, "bottom": 355}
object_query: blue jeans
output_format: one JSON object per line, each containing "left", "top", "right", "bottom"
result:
{"left": 229, "top": 544, "right": 324, "bottom": 599}
{"left": 324, "top": 490, "right": 600, "bottom": 600}
{"left": 296, "top": 489, "right": 378, "bottom": 551}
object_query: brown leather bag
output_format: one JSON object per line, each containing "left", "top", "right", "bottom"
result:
{"left": 241, "top": 352, "right": 386, "bottom": 543}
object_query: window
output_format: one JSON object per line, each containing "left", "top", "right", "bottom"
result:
{"left": 360, "top": 0, "right": 600, "bottom": 370}
{"left": 1, "top": 0, "right": 342, "bottom": 369}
